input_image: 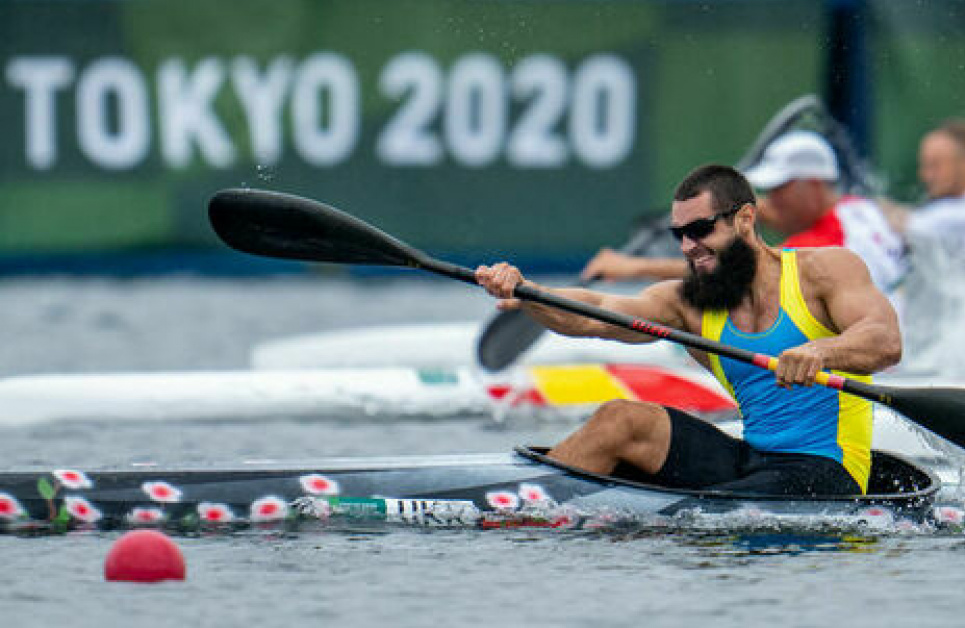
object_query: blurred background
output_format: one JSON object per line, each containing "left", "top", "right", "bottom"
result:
{"left": 1, "top": 0, "right": 963, "bottom": 276}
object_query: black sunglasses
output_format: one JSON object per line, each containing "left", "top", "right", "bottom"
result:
{"left": 669, "top": 205, "right": 743, "bottom": 242}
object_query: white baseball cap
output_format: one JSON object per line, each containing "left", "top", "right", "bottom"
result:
{"left": 743, "top": 130, "right": 839, "bottom": 191}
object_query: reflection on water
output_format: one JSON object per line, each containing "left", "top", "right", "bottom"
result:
{"left": 684, "top": 532, "right": 879, "bottom": 557}
{"left": 597, "top": 526, "right": 882, "bottom": 557}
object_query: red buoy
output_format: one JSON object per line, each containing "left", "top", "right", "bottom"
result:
{"left": 105, "top": 530, "right": 186, "bottom": 582}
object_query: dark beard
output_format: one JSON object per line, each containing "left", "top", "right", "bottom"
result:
{"left": 680, "top": 237, "right": 758, "bottom": 310}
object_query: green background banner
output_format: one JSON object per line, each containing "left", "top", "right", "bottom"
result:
{"left": 0, "top": 0, "right": 962, "bottom": 272}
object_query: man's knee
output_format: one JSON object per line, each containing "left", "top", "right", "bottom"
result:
{"left": 589, "top": 400, "right": 666, "bottom": 435}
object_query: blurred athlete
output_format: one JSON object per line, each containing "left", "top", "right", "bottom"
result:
{"left": 887, "top": 119, "right": 965, "bottom": 251}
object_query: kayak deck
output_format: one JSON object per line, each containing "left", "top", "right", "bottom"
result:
{"left": 0, "top": 447, "right": 943, "bottom": 535}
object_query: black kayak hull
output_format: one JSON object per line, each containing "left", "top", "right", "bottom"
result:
{"left": 0, "top": 447, "right": 940, "bottom": 534}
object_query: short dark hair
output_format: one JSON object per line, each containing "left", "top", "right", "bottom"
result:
{"left": 674, "top": 164, "right": 756, "bottom": 215}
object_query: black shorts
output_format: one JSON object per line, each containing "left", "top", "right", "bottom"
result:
{"left": 650, "top": 407, "right": 862, "bottom": 496}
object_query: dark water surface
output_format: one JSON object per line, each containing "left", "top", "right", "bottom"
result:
{"left": 2, "top": 276, "right": 965, "bottom": 627}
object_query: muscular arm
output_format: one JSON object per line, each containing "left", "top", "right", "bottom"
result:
{"left": 776, "top": 248, "right": 901, "bottom": 385}
{"left": 476, "top": 263, "right": 690, "bottom": 344}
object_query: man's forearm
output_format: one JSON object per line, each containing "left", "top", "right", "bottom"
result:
{"left": 811, "top": 321, "right": 902, "bottom": 374}
{"left": 518, "top": 285, "right": 616, "bottom": 338}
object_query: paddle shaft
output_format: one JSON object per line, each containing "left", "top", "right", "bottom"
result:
{"left": 419, "top": 255, "right": 888, "bottom": 406}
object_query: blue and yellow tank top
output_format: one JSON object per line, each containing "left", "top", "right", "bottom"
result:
{"left": 701, "top": 249, "right": 873, "bottom": 493}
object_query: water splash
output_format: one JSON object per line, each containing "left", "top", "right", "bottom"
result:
{"left": 255, "top": 164, "right": 276, "bottom": 183}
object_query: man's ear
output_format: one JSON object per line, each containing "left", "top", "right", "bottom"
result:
{"left": 737, "top": 203, "right": 756, "bottom": 235}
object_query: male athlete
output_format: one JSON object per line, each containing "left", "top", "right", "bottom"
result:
{"left": 476, "top": 165, "right": 901, "bottom": 495}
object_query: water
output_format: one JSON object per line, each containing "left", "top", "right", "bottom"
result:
{"left": 3, "top": 274, "right": 965, "bottom": 627}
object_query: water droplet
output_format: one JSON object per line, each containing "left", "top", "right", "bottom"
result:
{"left": 256, "top": 165, "right": 275, "bottom": 183}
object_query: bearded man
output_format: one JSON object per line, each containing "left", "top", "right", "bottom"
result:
{"left": 475, "top": 164, "right": 901, "bottom": 496}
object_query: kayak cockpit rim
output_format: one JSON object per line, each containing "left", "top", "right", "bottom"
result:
{"left": 514, "top": 446, "right": 940, "bottom": 503}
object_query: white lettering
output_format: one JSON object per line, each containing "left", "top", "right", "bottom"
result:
{"left": 569, "top": 55, "right": 635, "bottom": 169}
{"left": 6, "top": 56, "right": 74, "bottom": 170}
{"left": 445, "top": 54, "right": 505, "bottom": 168}
{"left": 76, "top": 57, "right": 150, "bottom": 169}
{"left": 231, "top": 56, "right": 293, "bottom": 166}
{"left": 507, "top": 55, "right": 568, "bottom": 168}
{"left": 291, "top": 53, "right": 358, "bottom": 166}
{"left": 158, "top": 57, "right": 235, "bottom": 168}
{"left": 377, "top": 52, "right": 443, "bottom": 166}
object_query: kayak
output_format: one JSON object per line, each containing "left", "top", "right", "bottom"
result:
{"left": 250, "top": 321, "right": 691, "bottom": 369}
{"left": 0, "top": 446, "right": 942, "bottom": 535}
{"left": 0, "top": 365, "right": 955, "bottom": 467}
{"left": 0, "top": 362, "right": 735, "bottom": 425}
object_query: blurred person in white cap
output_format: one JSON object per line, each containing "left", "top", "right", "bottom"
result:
{"left": 745, "top": 130, "right": 906, "bottom": 294}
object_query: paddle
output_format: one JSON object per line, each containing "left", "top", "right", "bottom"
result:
{"left": 476, "top": 94, "right": 832, "bottom": 373}
{"left": 476, "top": 219, "right": 668, "bottom": 372}
{"left": 209, "top": 187, "right": 965, "bottom": 448}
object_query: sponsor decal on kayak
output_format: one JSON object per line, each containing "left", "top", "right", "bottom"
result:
{"left": 518, "top": 483, "right": 551, "bottom": 504}
{"left": 126, "top": 507, "right": 166, "bottom": 525}
{"left": 290, "top": 495, "right": 480, "bottom": 526}
{"left": 250, "top": 496, "right": 289, "bottom": 522}
{"left": 481, "top": 484, "right": 578, "bottom": 529}
{"left": 486, "top": 491, "right": 520, "bottom": 510}
{"left": 384, "top": 499, "right": 480, "bottom": 526}
{"left": 299, "top": 474, "right": 339, "bottom": 496}
{"left": 63, "top": 496, "right": 102, "bottom": 523}
{"left": 198, "top": 502, "right": 234, "bottom": 523}
{"left": 53, "top": 469, "right": 93, "bottom": 490}
{"left": 291, "top": 496, "right": 333, "bottom": 519}
{"left": 142, "top": 481, "right": 183, "bottom": 503}
{"left": 0, "top": 493, "right": 25, "bottom": 520}
{"left": 933, "top": 506, "right": 965, "bottom": 525}
{"left": 416, "top": 369, "right": 460, "bottom": 385}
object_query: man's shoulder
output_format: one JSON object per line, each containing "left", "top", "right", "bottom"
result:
{"left": 642, "top": 278, "right": 686, "bottom": 303}
{"left": 640, "top": 279, "right": 702, "bottom": 326}
{"left": 794, "top": 245, "right": 862, "bottom": 264}
{"left": 792, "top": 247, "right": 866, "bottom": 283}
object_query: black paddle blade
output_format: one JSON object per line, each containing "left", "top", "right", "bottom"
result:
{"left": 881, "top": 385, "right": 965, "bottom": 448}
{"left": 476, "top": 311, "right": 546, "bottom": 372}
{"left": 208, "top": 188, "right": 422, "bottom": 267}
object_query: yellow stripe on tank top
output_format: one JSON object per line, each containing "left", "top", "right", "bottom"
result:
{"left": 781, "top": 250, "right": 872, "bottom": 492}
{"left": 780, "top": 250, "right": 835, "bottom": 339}
{"left": 701, "top": 309, "right": 739, "bottom": 406}
{"left": 836, "top": 389, "right": 873, "bottom": 494}
{"left": 530, "top": 364, "right": 635, "bottom": 405}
